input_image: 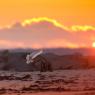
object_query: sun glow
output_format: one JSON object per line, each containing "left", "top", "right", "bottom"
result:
{"left": 92, "top": 42, "right": 95, "bottom": 48}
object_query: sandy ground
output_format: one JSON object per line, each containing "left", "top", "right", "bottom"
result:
{"left": 0, "top": 69, "right": 95, "bottom": 95}
{"left": 1, "top": 91, "right": 95, "bottom": 95}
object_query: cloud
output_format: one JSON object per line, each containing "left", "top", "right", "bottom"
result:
{"left": 0, "top": 40, "right": 25, "bottom": 48}
{"left": 2, "top": 17, "right": 95, "bottom": 32}
{"left": 47, "top": 39, "right": 80, "bottom": 48}
{"left": 69, "top": 25, "right": 95, "bottom": 32}
{"left": 0, "top": 17, "right": 95, "bottom": 49}
{"left": 21, "top": 17, "right": 69, "bottom": 31}
{"left": 21, "top": 17, "right": 95, "bottom": 32}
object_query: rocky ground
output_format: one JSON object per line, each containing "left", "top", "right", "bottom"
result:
{"left": 0, "top": 69, "right": 95, "bottom": 95}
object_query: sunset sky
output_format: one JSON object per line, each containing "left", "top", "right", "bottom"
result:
{"left": 0, "top": 0, "right": 95, "bottom": 49}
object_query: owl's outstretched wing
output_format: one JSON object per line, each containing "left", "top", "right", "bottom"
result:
{"left": 32, "top": 50, "right": 43, "bottom": 59}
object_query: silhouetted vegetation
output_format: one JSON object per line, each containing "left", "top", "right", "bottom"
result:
{"left": 1, "top": 50, "right": 11, "bottom": 70}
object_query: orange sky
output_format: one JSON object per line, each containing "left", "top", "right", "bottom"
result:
{"left": 0, "top": 0, "right": 95, "bottom": 26}
{"left": 0, "top": 0, "right": 95, "bottom": 49}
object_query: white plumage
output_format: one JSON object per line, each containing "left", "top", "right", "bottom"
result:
{"left": 26, "top": 50, "right": 43, "bottom": 64}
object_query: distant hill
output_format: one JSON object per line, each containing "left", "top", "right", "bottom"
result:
{"left": 1, "top": 48, "right": 94, "bottom": 56}
{"left": 43, "top": 48, "right": 95, "bottom": 56}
